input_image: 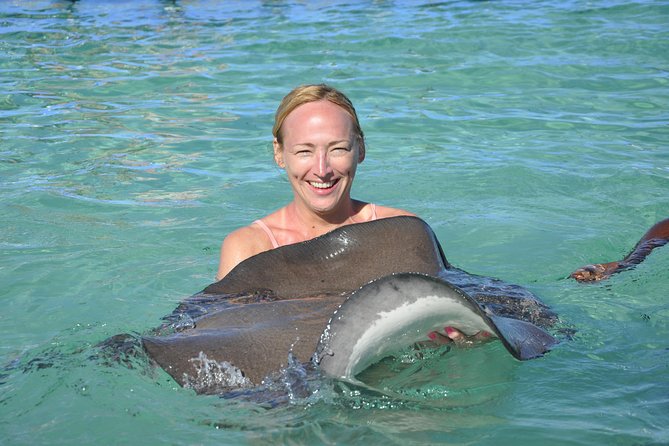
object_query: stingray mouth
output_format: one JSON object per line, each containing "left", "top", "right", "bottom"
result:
{"left": 308, "top": 179, "right": 339, "bottom": 191}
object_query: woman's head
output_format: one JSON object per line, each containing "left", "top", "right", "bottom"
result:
{"left": 272, "top": 85, "right": 365, "bottom": 217}
{"left": 273, "top": 84, "right": 364, "bottom": 150}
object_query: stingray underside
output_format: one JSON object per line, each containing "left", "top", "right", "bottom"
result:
{"left": 316, "top": 272, "right": 558, "bottom": 380}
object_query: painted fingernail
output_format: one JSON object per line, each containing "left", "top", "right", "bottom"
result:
{"left": 427, "top": 332, "right": 436, "bottom": 340}
{"left": 445, "top": 327, "right": 455, "bottom": 335}
{"left": 481, "top": 331, "right": 491, "bottom": 337}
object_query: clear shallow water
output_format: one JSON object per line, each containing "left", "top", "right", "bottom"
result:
{"left": 1, "top": 0, "right": 668, "bottom": 444}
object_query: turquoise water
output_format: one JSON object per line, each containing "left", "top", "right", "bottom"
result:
{"left": 2, "top": 0, "right": 668, "bottom": 444}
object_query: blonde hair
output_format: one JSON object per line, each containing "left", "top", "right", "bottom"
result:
{"left": 272, "top": 84, "right": 364, "bottom": 149}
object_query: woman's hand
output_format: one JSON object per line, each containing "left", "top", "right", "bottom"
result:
{"left": 427, "top": 326, "right": 491, "bottom": 346}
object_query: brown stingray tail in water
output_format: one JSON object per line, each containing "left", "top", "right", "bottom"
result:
{"left": 571, "top": 217, "right": 669, "bottom": 282}
{"left": 203, "top": 216, "right": 450, "bottom": 298}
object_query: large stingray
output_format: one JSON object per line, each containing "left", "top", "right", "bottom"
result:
{"left": 142, "top": 216, "right": 558, "bottom": 393}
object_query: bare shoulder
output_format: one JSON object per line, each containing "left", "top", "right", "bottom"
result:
{"left": 216, "top": 223, "right": 273, "bottom": 281}
{"left": 373, "top": 204, "right": 416, "bottom": 219}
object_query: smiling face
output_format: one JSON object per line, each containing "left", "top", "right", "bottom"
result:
{"left": 274, "top": 100, "right": 365, "bottom": 218}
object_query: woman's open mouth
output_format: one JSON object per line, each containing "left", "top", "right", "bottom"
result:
{"left": 308, "top": 179, "right": 339, "bottom": 190}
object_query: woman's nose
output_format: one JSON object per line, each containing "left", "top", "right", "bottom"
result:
{"left": 316, "top": 151, "right": 332, "bottom": 177}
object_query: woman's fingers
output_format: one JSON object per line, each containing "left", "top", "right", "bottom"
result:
{"left": 427, "top": 330, "right": 452, "bottom": 345}
{"left": 426, "top": 326, "right": 491, "bottom": 346}
{"left": 472, "top": 330, "right": 492, "bottom": 341}
{"left": 444, "top": 326, "right": 464, "bottom": 342}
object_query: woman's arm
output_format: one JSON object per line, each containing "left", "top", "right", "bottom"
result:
{"left": 215, "top": 225, "right": 273, "bottom": 281}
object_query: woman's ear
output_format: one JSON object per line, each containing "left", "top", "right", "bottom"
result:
{"left": 273, "top": 138, "right": 285, "bottom": 168}
{"left": 357, "top": 139, "right": 366, "bottom": 163}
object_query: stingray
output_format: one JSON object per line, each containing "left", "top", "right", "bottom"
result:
{"left": 141, "top": 216, "right": 558, "bottom": 393}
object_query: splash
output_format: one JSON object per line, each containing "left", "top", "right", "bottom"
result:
{"left": 182, "top": 352, "right": 252, "bottom": 394}
{"left": 259, "top": 348, "right": 328, "bottom": 406}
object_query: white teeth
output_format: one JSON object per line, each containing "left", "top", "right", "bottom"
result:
{"left": 310, "top": 181, "right": 334, "bottom": 189}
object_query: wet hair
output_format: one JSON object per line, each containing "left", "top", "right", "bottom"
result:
{"left": 272, "top": 84, "right": 365, "bottom": 149}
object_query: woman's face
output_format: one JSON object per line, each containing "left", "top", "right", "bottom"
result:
{"left": 274, "top": 100, "right": 364, "bottom": 217}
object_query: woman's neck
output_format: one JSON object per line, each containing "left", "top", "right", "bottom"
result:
{"left": 283, "top": 199, "right": 362, "bottom": 238}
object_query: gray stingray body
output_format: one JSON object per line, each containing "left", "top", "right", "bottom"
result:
{"left": 143, "top": 296, "right": 346, "bottom": 391}
{"left": 202, "top": 216, "right": 447, "bottom": 298}
{"left": 141, "top": 216, "right": 558, "bottom": 393}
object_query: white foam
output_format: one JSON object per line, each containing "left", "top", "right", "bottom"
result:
{"left": 182, "top": 351, "right": 252, "bottom": 393}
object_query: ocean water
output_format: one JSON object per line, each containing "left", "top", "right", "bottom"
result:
{"left": 1, "top": 0, "right": 668, "bottom": 444}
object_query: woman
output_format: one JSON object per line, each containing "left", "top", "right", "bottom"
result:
{"left": 217, "top": 83, "right": 473, "bottom": 344}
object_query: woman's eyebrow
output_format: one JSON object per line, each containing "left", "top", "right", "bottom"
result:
{"left": 292, "top": 139, "right": 351, "bottom": 149}
{"left": 327, "top": 139, "right": 351, "bottom": 147}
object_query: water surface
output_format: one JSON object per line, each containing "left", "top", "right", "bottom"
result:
{"left": 1, "top": 1, "right": 668, "bottom": 444}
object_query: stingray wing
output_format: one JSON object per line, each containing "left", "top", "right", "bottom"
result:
{"left": 316, "top": 272, "right": 557, "bottom": 379}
